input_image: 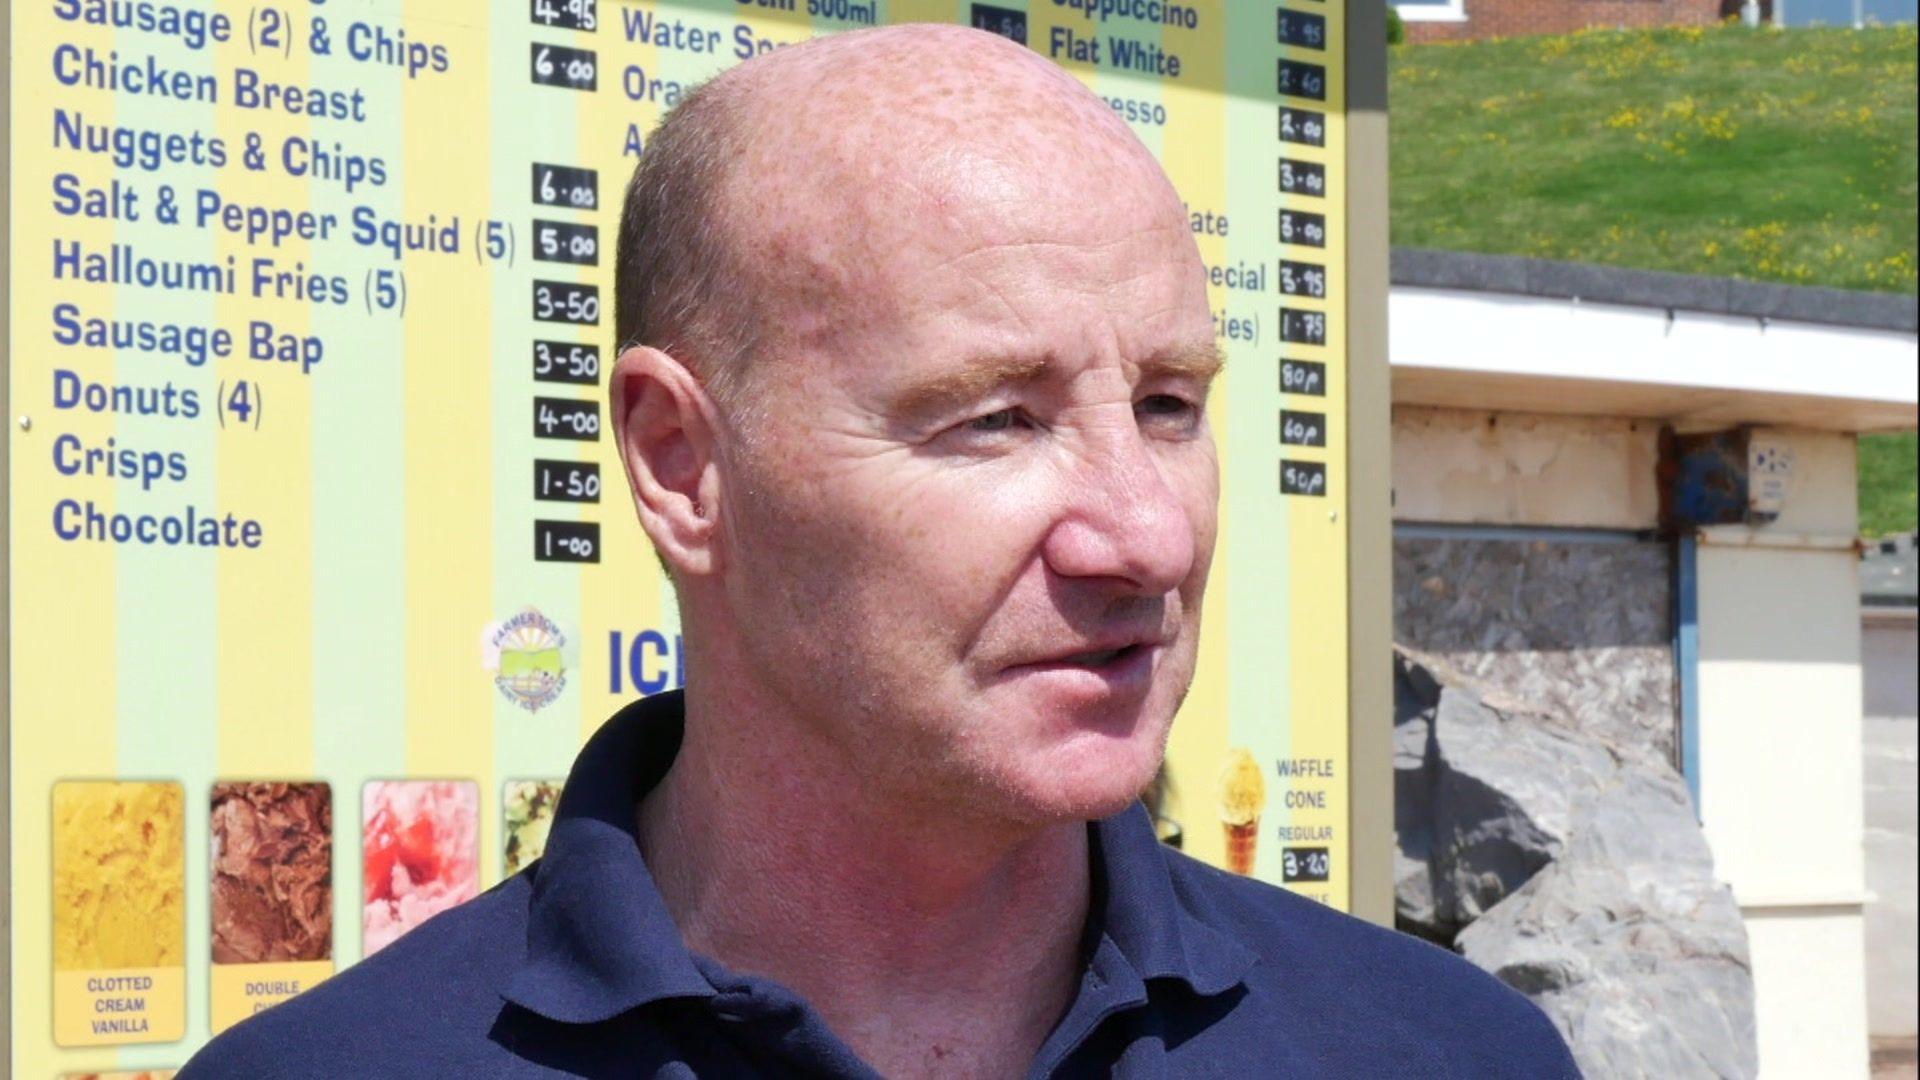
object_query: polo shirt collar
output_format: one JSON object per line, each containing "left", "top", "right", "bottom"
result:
{"left": 502, "top": 691, "right": 713, "bottom": 1023}
{"left": 1091, "top": 802, "right": 1258, "bottom": 997}
{"left": 502, "top": 690, "right": 1256, "bottom": 1025}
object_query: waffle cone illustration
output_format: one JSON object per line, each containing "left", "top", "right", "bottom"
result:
{"left": 1223, "top": 819, "right": 1261, "bottom": 875}
{"left": 1216, "top": 748, "right": 1267, "bottom": 876}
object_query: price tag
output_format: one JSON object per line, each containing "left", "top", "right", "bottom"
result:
{"left": 529, "top": 0, "right": 597, "bottom": 32}
{"left": 1281, "top": 459, "right": 1328, "bottom": 497}
{"left": 1281, "top": 846, "right": 1332, "bottom": 883}
{"left": 1277, "top": 59, "right": 1327, "bottom": 101}
{"left": 1278, "top": 260, "right": 1327, "bottom": 298}
{"left": 1279, "top": 158, "right": 1326, "bottom": 197}
{"left": 532, "top": 340, "right": 601, "bottom": 386}
{"left": 1277, "top": 9, "right": 1326, "bottom": 50}
{"left": 531, "top": 42, "right": 597, "bottom": 91}
{"left": 1281, "top": 409, "right": 1326, "bottom": 447}
{"left": 533, "top": 397, "right": 601, "bottom": 442}
{"left": 532, "top": 280, "right": 600, "bottom": 325}
{"left": 534, "top": 520, "right": 600, "bottom": 563}
{"left": 1280, "top": 359, "right": 1327, "bottom": 397}
{"left": 1280, "top": 307, "right": 1327, "bottom": 346}
{"left": 1278, "top": 107, "right": 1326, "bottom": 146}
{"left": 534, "top": 459, "right": 602, "bottom": 503}
{"left": 532, "top": 219, "right": 599, "bottom": 266}
{"left": 1280, "top": 209, "right": 1327, "bottom": 248}
{"left": 532, "top": 163, "right": 598, "bottom": 210}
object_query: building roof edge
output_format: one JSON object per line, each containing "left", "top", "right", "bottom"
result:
{"left": 1390, "top": 248, "right": 1920, "bottom": 334}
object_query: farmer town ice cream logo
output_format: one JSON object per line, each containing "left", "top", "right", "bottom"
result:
{"left": 483, "top": 608, "right": 567, "bottom": 713}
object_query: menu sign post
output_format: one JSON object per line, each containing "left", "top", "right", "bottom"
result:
{"left": 3, "top": 2, "right": 1390, "bottom": 1073}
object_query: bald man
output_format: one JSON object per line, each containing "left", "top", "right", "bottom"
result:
{"left": 182, "top": 25, "right": 1576, "bottom": 1079}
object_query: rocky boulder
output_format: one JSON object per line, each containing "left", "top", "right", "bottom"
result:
{"left": 1393, "top": 650, "right": 1758, "bottom": 1079}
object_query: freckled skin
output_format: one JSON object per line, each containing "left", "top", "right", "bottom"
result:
{"left": 706, "top": 27, "right": 1219, "bottom": 829}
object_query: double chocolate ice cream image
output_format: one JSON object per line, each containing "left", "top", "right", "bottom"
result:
{"left": 211, "top": 782, "right": 333, "bottom": 964}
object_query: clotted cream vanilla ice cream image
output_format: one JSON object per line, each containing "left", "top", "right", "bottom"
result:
{"left": 1216, "top": 749, "right": 1267, "bottom": 876}
{"left": 53, "top": 781, "right": 186, "bottom": 970}
{"left": 361, "top": 780, "right": 478, "bottom": 955}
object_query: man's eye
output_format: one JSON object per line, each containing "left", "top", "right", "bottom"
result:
{"left": 1136, "top": 394, "right": 1197, "bottom": 421}
{"left": 966, "top": 408, "right": 1023, "bottom": 433}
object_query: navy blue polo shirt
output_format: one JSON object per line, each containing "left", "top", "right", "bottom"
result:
{"left": 181, "top": 690, "right": 1577, "bottom": 1078}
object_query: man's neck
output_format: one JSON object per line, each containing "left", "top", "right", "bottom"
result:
{"left": 636, "top": 685, "right": 1090, "bottom": 1078}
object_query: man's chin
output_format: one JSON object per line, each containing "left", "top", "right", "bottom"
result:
{"left": 996, "top": 737, "right": 1166, "bottom": 825}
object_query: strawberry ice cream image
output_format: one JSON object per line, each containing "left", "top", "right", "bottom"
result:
{"left": 361, "top": 781, "right": 479, "bottom": 955}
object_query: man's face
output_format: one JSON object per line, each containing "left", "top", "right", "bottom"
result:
{"left": 716, "top": 146, "right": 1219, "bottom": 829}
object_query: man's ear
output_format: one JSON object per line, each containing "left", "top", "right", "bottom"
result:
{"left": 610, "top": 345, "right": 725, "bottom": 578}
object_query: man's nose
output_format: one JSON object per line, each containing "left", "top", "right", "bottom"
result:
{"left": 1040, "top": 425, "right": 1196, "bottom": 594}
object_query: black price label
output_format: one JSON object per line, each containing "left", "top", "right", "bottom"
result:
{"left": 532, "top": 340, "right": 601, "bottom": 385}
{"left": 1280, "top": 359, "right": 1327, "bottom": 397}
{"left": 533, "top": 219, "right": 599, "bottom": 266}
{"left": 533, "top": 279, "right": 600, "bottom": 324}
{"left": 530, "top": 0, "right": 596, "bottom": 31}
{"left": 1281, "top": 460, "right": 1328, "bottom": 497}
{"left": 1278, "top": 107, "right": 1326, "bottom": 147}
{"left": 1277, "top": 9, "right": 1326, "bottom": 49}
{"left": 531, "top": 42, "right": 597, "bottom": 90}
{"left": 970, "top": 3, "right": 1027, "bottom": 44}
{"left": 533, "top": 163, "right": 598, "bottom": 210}
{"left": 1277, "top": 60, "right": 1327, "bottom": 102}
{"left": 534, "top": 396, "right": 601, "bottom": 441}
{"left": 1279, "top": 158, "right": 1326, "bottom": 197}
{"left": 535, "top": 519, "right": 600, "bottom": 563}
{"left": 1279, "top": 209, "right": 1327, "bottom": 248}
{"left": 1281, "top": 409, "right": 1327, "bottom": 447}
{"left": 1282, "top": 846, "right": 1332, "bottom": 883}
{"left": 1278, "top": 260, "right": 1327, "bottom": 299}
{"left": 534, "top": 459, "right": 603, "bottom": 503}
{"left": 1280, "top": 307, "right": 1328, "bottom": 346}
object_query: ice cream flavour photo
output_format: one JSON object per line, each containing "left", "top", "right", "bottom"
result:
{"left": 362, "top": 780, "right": 479, "bottom": 955}
{"left": 53, "top": 781, "right": 186, "bottom": 970}
{"left": 1216, "top": 749, "right": 1267, "bottom": 876}
{"left": 211, "top": 782, "right": 333, "bottom": 964}
{"left": 503, "top": 780, "right": 563, "bottom": 876}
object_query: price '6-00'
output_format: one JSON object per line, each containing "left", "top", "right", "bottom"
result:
{"left": 532, "top": 42, "right": 597, "bottom": 90}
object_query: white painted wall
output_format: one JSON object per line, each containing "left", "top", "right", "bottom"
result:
{"left": 1861, "top": 609, "right": 1917, "bottom": 1039}
{"left": 1697, "top": 429, "right": 1870, "bottom": 1078}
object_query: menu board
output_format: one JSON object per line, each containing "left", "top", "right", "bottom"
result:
{"left": 5, "top": 0, "right": 1359, "bottom": 1072}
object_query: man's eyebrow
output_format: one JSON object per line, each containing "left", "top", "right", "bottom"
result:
{"left": 1141, "top": 342, "right": 1227, "bottom": 382}
{"left": 889, "top": 355, "right": 1053, "bottom": 420}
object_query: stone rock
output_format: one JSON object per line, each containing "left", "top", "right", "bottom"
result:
{"left": 1392, "top": 654, "right": 1444, "bottom": 940}
{"left": 1391, "top": 650, "right": 1757, "bottom": 1079}
{"left": 1428, "top": 679, "right": 1619, "bottom": 929}
{"left": 1457, "top": 765, "right": 1758, "bottom": 1079}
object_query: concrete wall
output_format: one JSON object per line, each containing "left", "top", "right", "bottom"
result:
{"left": 1862, "top": 609, "right": 1917, "bottom": 1039}
{"left": 1696, "top": 428, "right": 1870, "bottom": 1078}
{"left": 1393, "top": 536, "right": 1676, "bottom": 760}
{"left": 1393, "top": 406, "right": 1660, "bottom": 529}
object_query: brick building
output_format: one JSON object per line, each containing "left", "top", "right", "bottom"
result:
{"left": 1397, "top": 0, "right": 1727, "bottom": 42}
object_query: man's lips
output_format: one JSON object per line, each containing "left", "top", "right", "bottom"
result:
{"left": 1003, "top": 635, "right": 1172, "bottom": 673}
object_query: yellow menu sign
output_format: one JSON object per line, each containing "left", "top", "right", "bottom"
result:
{"left": 5, "top": 2, "right": 1372, "bottom": 1073}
